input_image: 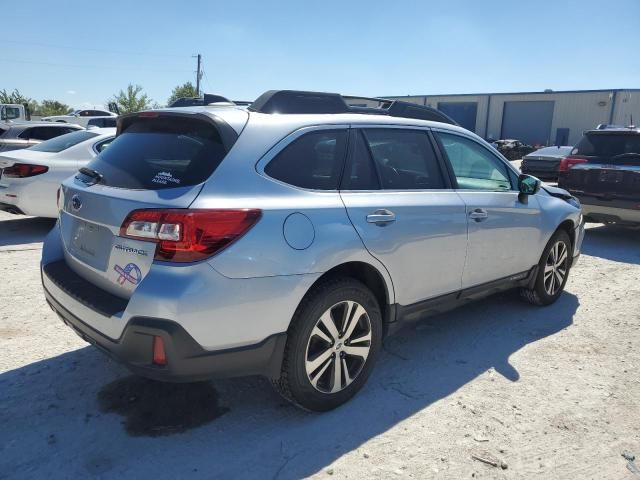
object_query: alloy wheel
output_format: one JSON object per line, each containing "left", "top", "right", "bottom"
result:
{"left": 305, "top": 301, "right": 372, "bottom": 394}
{"left": 544, "top": 240, "right": 569, "bottom": 296}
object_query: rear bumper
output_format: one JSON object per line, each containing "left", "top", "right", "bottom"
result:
{"left": 43, "top": 280, "right": 287, "bottom": 382}
{"left": 574, "top": 195, "right": 640, "bottom": 225}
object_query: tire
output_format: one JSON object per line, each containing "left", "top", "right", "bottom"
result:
{"left": 520, "top": 229, "right": 572, "bottom": 306}
{"left": 273, "top": 277, "right": 382, "bottom": 412}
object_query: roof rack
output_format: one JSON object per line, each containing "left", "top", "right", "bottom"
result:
{"left": 595, "top": 123, "right": 638, "bottom": 131}
{"left": 248, "top": 90, "right": 458, "bottom": 125}
{"left": 168, "top": 94, "right": 247, "bottom": 108}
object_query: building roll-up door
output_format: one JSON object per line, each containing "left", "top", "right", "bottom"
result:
{"left": 501, "top": 101, "right": 554, "bottom": 146}
{"left": 437, "top": 102, "right": 478, "bottom": 132}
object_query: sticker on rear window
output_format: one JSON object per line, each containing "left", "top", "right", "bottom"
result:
{"left": 151, "top": 171, "right": 181, "bottom": 185}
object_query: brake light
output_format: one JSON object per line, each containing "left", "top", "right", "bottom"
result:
{"left": 3, "top": 163, "right": 49, "bottom": 178}
{"left": 559, "top": 157, "right": 588, "bottom": 172}
{"left": 138, "top": 111, "right": 160, "bottom": 118}
{"left": 152, "top": 336, "right": 167, "bottom": 366}
{"left": 120, "top": 209, "right": 262, "bottom": 262}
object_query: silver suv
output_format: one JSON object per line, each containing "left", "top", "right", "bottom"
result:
{"left": 42, "top": 90, "right": 585, "bottom": 411}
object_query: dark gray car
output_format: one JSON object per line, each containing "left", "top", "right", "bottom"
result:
{"left": 0, "top": 122, "right": 84, "bottom": 153}
{"left": 521, "top": 146, "right": 573, "bottom": 181}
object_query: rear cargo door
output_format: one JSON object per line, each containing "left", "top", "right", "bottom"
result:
{"left": 58, "top": 111, "right": 245, "bottom": 299}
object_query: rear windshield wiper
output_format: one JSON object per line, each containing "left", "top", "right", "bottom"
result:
{"left": 76, "top": 167, "right": 103, "bottom": 185}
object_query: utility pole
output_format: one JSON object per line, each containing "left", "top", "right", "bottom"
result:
{"left": 194, "top": 54, "right": 202, "bottom": 97}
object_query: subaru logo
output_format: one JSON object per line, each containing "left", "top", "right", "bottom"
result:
{"left": 71, "top": 194, "right": 82, "bottom": 211}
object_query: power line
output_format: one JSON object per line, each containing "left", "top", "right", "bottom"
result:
{"left": 0, "top": 58, "right": 192, "bottom": 73}
{"left": 2, "top": 39, "right": 187, "bottom": 59}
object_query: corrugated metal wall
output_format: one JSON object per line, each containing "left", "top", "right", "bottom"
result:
{"left": 383, "top": 90, "right": 639, "bottom": 146}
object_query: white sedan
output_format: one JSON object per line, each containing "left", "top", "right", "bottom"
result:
{"left": 0, "top": 128, "right": 115, "bottom": 218}
{"left": 42, "top": 109, "right": 117, "bottom": 128}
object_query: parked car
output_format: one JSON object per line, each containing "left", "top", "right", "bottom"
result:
{"left": 86, "top": 117, "right": 117, "bottom": 129}
{"left": 0, "top": 128, "right": 114, "bottom": 217}
{"left": 42, "top": 90, "right": 584, "bottom": 411}
{"left": 42, "top": 109, "right": 117, "bottom": 127}
{"left": 521, "top": 146, "right": 574, "bottom": 181}
{"left": 558, "top": 125, "right": 640, "bottom": 226}
{"left": 0, "top": 122, "right": 84, "bottom": 153}
{"left": 492, "top": 139, "right": 536, "bottom": 161}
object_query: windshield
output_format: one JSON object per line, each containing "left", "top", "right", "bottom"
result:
{"left": 29, "top": 130, "right": 99, "bottom": 153}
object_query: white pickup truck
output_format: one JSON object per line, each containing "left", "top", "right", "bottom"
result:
{"left": 0, "top": 104, "right": 29, "bottom": 122}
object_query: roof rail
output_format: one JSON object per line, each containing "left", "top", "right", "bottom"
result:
{"left": 248, "top": 90, "right": 459, "bottom": 125}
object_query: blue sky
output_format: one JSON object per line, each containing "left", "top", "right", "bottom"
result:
{"left": 3, "top": 0, "right": 639, "bottom": 108}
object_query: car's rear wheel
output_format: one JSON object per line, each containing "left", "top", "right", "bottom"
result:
{"left": 273, "top": 277, "right": 382, "bottom": 411}
{"left": 520, "top": 229, "right": 572, "bottom": 306}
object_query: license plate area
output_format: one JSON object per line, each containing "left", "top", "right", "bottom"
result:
{"left": 599, "top": 170, "right": 623, "bottom": 183}
{"left": 62, "top": 214, "right": 114, "bottom": 271}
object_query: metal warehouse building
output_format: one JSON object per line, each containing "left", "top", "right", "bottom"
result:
{"left": 382, "top": 89, "right": 639, "bottom": 146}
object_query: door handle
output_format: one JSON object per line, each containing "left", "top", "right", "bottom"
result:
{"left": 468, "top": 208, "right": 488, "bottom": 221}
{"left": 366, "top": 209, "right": 396, "bottom": 225}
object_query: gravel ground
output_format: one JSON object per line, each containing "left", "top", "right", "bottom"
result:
{"left": 1, "top": 210, "right": 639, "bottom": 479}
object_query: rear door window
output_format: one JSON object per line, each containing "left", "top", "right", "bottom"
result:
{"left": 79, "top": 115, "right": 228, "bottom": 189}
{"left": 19, "top": 127, "right": 55, "bottom": 141}
{"left": 265, "top": 130, "right": 347, "bottom": 190}
{"left": 573, "top": 133, "right": 640, "bottom": 165}
{"left": 362, "top": 128, "right": 446, "bottom": 190}
{"left": 30, "top": 130, "right": 99, "bottom": 152}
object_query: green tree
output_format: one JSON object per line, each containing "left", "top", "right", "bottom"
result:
{"left": 167, "top": 81, "right": 198, "bottom": 106}
{"left": 109, "top": 84, "right": 151, "bottom": 114}
{"left": 0, "top": 88, "right": 32, "bottom": 105}
{"left": 36, "top": 99, "right": 71, "bottom": 116}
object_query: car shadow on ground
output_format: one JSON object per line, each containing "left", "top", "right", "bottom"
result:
{"left": 0, "top": 291, "right": 578, "bottom": 479}
{"left": 0, "top": 215, "right": 55, "bottom": 248}
{"left": 581, "top": 225, "right": 640, "bottom": 265}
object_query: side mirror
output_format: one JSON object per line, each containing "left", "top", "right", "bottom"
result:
{"left": 518, "top": 174, "right": 541, "bottom": 196}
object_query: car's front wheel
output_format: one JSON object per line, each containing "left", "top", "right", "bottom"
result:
{"left": 274, "top": 277, "right": 382, "bottom": 411}
{"left": 521, "top": 229, "right": 572, "bottom": 306}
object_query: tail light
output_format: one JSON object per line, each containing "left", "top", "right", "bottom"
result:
{"left": 559, "top": 157, "right": 588, "bottom": 172}
{"left": 120, "top": 209, "right": 262, "bottom": 262}
{"left": 3, "top": 163, "right": 49, "bottom": 178}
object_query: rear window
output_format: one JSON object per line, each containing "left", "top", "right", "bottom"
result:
{"left": 573, "top": 133, "right": 640, "bottom": 164}
{"left": 30, "top": 130, "right": 99, "bottom": 153}
{"left": 80, "top": 116, "right": 227, "bottom": 190}
{"left": 529, "top": 146, "right": 573, "bottom": 157}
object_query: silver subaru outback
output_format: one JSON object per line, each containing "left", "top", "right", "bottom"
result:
{"left": 42, "top": 90, "right": 585, "bottom": 411}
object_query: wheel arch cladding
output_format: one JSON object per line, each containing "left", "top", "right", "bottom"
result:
{"left": 558, "top": 219, "right": 576, "bottom": 250}
{"left": 301, "top": 261, "right": 393, "bottom": 324}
